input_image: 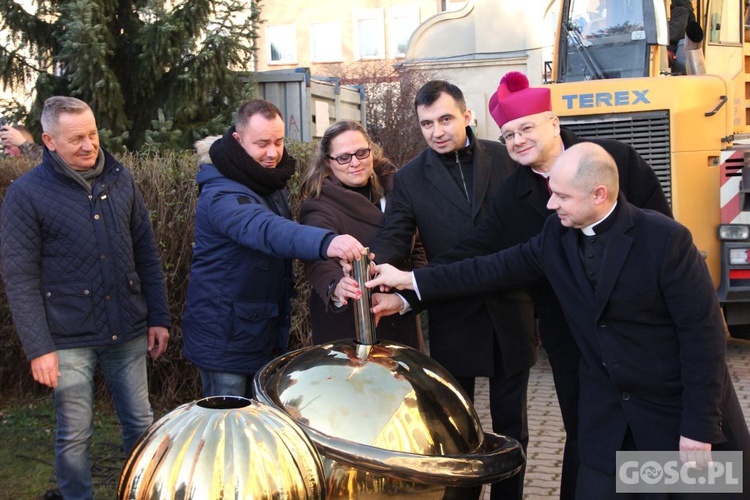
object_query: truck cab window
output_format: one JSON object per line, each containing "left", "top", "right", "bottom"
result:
{"left": 708, "top": 0, "right": 741, "bottom": 43}
{"left": 563, "top": 0, "right": 648, "bottom": 81}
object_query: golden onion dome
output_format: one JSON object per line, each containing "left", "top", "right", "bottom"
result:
{"left": 118, "top": 396, "right": 325, "bottom": 499}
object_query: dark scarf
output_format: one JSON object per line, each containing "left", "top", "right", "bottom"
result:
{"left": 209, "top": 125, "right": 296, "bottom": 196}
{"left": 50, "top": 149, "right": 106, "bottom": 194}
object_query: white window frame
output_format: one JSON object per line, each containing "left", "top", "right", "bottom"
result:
{"left": 266, "top": 24, "right": 297, "bottom": 65}
{"left": 388, "top": 6, "right": 421, "bottom": 59}
{"left": 443, "top": 0, "right": 468, "bottom": 12}
{"left": 353, "top": 8, "right": 385, "bottom": 60}
{"left": 310, "top": 22, "right": 343, "bottom": 63}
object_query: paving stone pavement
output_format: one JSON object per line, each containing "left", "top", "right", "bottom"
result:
{"left": 472, "top": 338, "right": 750, "bottom": 499}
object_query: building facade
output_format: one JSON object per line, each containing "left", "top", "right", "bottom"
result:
{"left": 255, "top": 1, "right": 468, "bottom": 74}
{"left": 401, "top": 0, "right": 559, "bottom": 139}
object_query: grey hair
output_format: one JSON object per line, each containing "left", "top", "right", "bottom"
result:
{"left": 40, "top": 96, "right": 92, "bottom": 135}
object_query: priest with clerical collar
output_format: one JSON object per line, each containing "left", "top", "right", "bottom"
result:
{"left": 367, "top": 141, "right": 750, "bottom": 499}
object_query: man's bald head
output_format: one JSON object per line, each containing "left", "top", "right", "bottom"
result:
{"left": 546, "top": 142, "right": 619, "bottom": 228}
{"left": 565, "top": 142, "right": 619, "bottom": 201}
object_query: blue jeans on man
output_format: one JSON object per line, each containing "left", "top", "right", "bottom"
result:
{"left": 54, "top": 335, "right": 153, "bottom": 499}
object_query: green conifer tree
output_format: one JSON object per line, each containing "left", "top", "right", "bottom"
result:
{"left": 0, "top": 0, "right": 261, "bottom": 150}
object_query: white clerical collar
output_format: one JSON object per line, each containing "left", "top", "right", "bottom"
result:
{"left": 581, "top": 201, "right": 618, "bottom": 236}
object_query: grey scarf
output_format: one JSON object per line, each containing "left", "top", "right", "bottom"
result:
{"left": 51, "top": 149, "right": 106, "bottom": 193}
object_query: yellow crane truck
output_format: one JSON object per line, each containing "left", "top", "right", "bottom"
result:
{"left": 549, "top": 0, "right": 750, "bottom": 335}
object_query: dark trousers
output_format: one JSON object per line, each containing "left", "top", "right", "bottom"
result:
{"left": 574, "top": 428, "right": 749, "bottom": 500}
{"left": 576, "top": 459, "right": 635, "bottom": 500}
{"left": 545, "top": 337, "right": 581, "bottom": 500}
{"left": 574, "top": 460, "right": 732, "bottom": 500}
{"left": 454, "top": 336, "right": 530, "bottom": 500}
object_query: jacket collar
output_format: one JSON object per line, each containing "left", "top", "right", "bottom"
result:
{"left": 42, "top": 147, "right": 120, "bottom": 189}
{"left": 424, "top": 126, "right": 491, "bottom": 218}
{"left": 513, "top": 127, "right": 582, "bottom": 219}
{"left": 317, "top": 176, "right": 387, "bottom": 226}
{"left": 559, "top": 127, "right": 581, "bottom": 148}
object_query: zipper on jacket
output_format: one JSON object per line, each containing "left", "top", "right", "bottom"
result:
{"left": 455, "top": 151, "right": 470, "bottom": 204}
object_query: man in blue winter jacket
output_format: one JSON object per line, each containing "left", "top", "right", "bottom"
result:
{"left": 182, "top": 99, "right": 364, "bottom": 398}
{"left": 0, "top": 96, "right": 171, "bottom": 500}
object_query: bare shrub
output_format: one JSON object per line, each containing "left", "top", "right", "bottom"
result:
{"left": 0, "top": 153, "right": 201, "bottom": 407}
{"left": 286, "top": 140, "right": 318, "bottom": 351}
{"left": 323, "top": 61, "right": 434, "bottom": 167}
{"left": 0, "top": 144, "right": 320, "bottom": 406}
{"left": 120, "top": 151, "right": 202, "bottom": 405}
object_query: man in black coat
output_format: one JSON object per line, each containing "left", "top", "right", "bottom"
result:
{"left": 418, "top": 71, "right": 671, "bottom": 499}
{"left": 369, "top": 142, "right": 750, "bottom": 499}
{"left": 370, "top": 80, "right": 536, "bottom": 499}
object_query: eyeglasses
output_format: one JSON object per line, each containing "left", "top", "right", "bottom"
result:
{"left": 499, "top": 116, "right": 555, "bottom": 145}
{"left": 328, "top": 147, "right": 371, "bottom": 165}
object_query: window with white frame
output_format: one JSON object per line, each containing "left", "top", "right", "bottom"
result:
{"left": 389, "top": 6, "right": 421, "bottom": 58}
{"left": 353, "top": 9, "right": 385, "bottom": 60}
{"left": 442, "top": 0, "right": 468, "bottom": 12}
{"left": 310, "top": 22, "right": 342, "bottom": 62}
{"left": 267, "top": 24, "right": 297, "bottom": 64}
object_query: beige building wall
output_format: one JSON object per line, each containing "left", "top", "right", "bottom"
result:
{"left": 255, "top": 0, "right": 468, "bottom": 74}
{"left": 401, "top": 0, "right": 559, "bottom": 139}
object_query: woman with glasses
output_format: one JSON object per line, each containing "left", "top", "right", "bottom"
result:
{"left": 300, "top": 120, "right": 425, "bottom": 348}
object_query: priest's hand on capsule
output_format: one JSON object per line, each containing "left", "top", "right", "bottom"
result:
{"left": 371, "top": 293, "right": 404, "bottom": 323}
{"left": 365, "top": 263, "right": 414, "bottom": 291}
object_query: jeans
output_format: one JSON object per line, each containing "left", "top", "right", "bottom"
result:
{"left": 199, "top": 368, "right": 255, "bottom": 399}
{"left": 55, "top": 335, "right": 153, "bottom": 500}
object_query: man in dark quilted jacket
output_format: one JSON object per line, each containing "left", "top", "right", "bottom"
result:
{"left": 0, "top": 96, "right": 171, "bottom": 500}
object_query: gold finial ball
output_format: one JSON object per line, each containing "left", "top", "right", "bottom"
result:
{"left": 118, "top": 396, "right": 325, "bottom": 499}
